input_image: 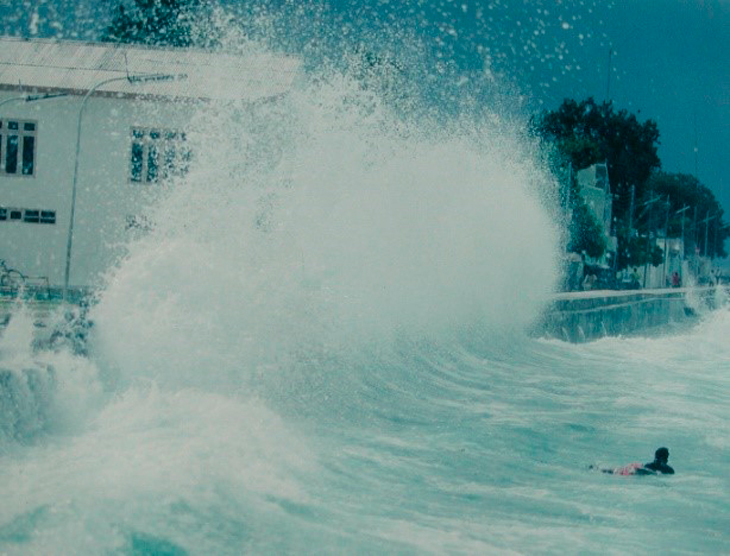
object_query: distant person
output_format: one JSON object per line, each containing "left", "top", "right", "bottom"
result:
{"left": 582, "top": 272, "right": 597, "bottom": 291}
{"left": 590, "top": 447, "right": 675, "bottom": 476}
{"left": 630, "top": 267, "right": 641, "bottom": 289}
{"left": 671, "top": 271, "right": 681, "bottom": 288}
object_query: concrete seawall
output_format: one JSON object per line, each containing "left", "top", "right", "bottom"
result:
{"left": 537, "top": 287, "right": 722, "bottom": 343}
{"left": 0, "top": 288, "right": 725, "bottom": 347}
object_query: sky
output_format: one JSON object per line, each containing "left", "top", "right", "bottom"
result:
{"left": 2, "top": 0, "right": 728, "bottom": 223}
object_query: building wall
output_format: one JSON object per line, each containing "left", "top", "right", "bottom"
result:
{"left": 0, "top": 92, "right": 198, "bottom": 287}
{"left": 576, "top": 163, "right": 612, "bottom": 236}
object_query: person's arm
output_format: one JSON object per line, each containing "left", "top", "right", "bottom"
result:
{"left": 635, "top": 467, "right": 656, "bottom": 476}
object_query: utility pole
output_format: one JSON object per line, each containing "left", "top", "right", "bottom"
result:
{"left": 694, "top": 110, "right": 699, "bottom": 178}
{"left": 693, "top": 206, "right": 699, "bottom": 276}
{"left": 703, "top": 212, "right": 712, "bottom": 258}
{"left": 628, "top": 185, "right": 635, "bottom": 234}
{"left": 675, "top": 205, "right": 690, "bottom": 284}
{"left": 644, "top": 192, "right": 657, "bottom": 289}
{"left": 698, "top": 212, "right": 714, "bottom": 283}
{"left": 662, "top": 196, "right": 670, "bottom": 287}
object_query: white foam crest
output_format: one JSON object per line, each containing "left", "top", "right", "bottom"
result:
{"left": 0, "top": 386, "right": 315, "bottom": 553}
{"left": 92, "top": 66, "right": 561, "bottom": 389}
{"left": 0, "top": 303, "right": 36, "bottom": 361}
{"left": 0, "top": 305, "right": 102, "bottom": 442}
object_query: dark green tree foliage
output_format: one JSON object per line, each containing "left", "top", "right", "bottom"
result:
{"left": 534, "top": 98, "right": 664, "bottom": 269}
{"left": 534, "top": 97, "right": 662, "bottom": 243}
{"left": 646, "top": 171, "right": 728, "bottom": 258}
{"left": 102, "top": 0, "right": 219, "bottom": 48}
{"left": 617, "top": 236, "right": 664, "bottom": 270}
{"left": 553, "top": 136, "right": 603, "bottom": 173}
{"left": 534, "top": 97, "right": 661, "bottom": 205}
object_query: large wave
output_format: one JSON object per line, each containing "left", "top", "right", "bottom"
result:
{"left": 1, "top": 58, "right": 727, "bottom": 555}
{"left": 90, "top": 64, "right": 562, "bottom": 392}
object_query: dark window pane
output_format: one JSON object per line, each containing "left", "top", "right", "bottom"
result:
{"left": 8, "top": 121, "right": 18, "bottom": 130}
{"left": 0, "top": 208, "right": 6, "bottom": 220}
{"left": 131, "top": 142, "right": 144, "bottom": 182}
{"left": 22, "top": 136, "right": 34, "bottom": 175}
{"left": 6, "top": 135, "right": 18, "bottom": 174}
{"left": 24, "top": 210, "right": 40, "bottom": 223}
{"left": 180, "top": 147, "right": 192, "bottom": 174}
{"left": 150, "top": 130, "right": 160, "bottom": 140}
{"left": 163, "top": 146, "right": 176, "bottom": 178}
{"left": 147, "top": 144, "right": 159, "bottom": 182}
{"left": 133, "top": 129, "right": 145, "bottom": 139}
{"left": 10, "top": 210, "right": 21, "bottom": 220}
{"left": 23, "top": 122, "right": 36, "bottom": 131}
{"left": 40, "top": 210, "right": 56, "bottom": 224}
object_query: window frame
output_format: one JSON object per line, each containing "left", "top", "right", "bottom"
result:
{"left": 129, "top": 127, "right": 190, "bottom": 184}
{"left": 0, "top": 206, "right": 55, "bottom": 225}
{"left": 0, "top": 118, "right": 38, "bottom": 178}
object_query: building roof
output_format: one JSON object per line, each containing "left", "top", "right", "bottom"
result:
{"left": 0, "top": 36, "right": 301, "bottom": 103}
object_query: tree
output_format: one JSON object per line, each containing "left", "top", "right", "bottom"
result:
{"left": 102, "top": 0, "right": 220, "bottom": 48}
{"left": 646, "top": 171, "right": 728, "bottom": 258}
{"left": 534, "top": 98, "right": 662, "bottom": 269}
{"left": 533, "top": 97, "right": 661, "bottom": 228}
{"left": 617, "top": 234, "right": 664, "bottom": 270}
{"left": 568, "top": 196, "right": 607, "bottom": 260}
{"left": 534, "top": 97, "right": 661, "bottom": 205}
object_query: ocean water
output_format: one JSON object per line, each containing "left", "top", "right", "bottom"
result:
{"left": 1, "top": 55, "right": 729, "bottom": 555}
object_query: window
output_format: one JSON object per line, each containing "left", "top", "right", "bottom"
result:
{"left": 125, "top": 214, "right": 152, "bottom": 231}
{"left": 130, "top": 127, "right": 190, "bottom": 184}
{"left": 0, "top": 119, "right": 37, "bottom": 177}
{"left": 23, "top": 209, "right": 40, "bottom": 223}
{"left": 40, "top": 210, "right": 56, "bottom": 224}
{"left": 0, "top": 207, "right": 55, "bottom": 225}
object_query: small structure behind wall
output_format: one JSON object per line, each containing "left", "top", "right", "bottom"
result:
{"left": 575, "top": 162, "right": 617, "bottom": 284}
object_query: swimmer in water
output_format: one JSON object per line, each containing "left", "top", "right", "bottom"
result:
{"left": 590, "top": 447, "right": 675, "bottom": 476}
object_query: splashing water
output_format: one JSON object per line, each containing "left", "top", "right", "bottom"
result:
{"left": 0, "top": 32, "right": 728, "bottom": 555}
{"left": 90, "top": 67, "right": 561, "bottom": 391}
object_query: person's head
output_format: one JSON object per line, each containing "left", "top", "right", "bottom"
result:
{"left": 655, "top": 447, "right": 669, "bottom": 463}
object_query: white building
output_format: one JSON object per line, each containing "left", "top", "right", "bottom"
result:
{"left": 576, "top": 162, "right": 617, "bottom": 265}
{"left": 0, "top": 37, "right": 299, "bottom": 296}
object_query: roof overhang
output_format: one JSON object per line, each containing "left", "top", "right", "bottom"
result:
{"left": 0, "top": 37, "right": 301, "bottom": 104}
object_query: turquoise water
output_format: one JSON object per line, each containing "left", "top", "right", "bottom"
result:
{"left": 1, "top": 62, "right": 728, "bottom": 554}
{"left": 1, "top": 304, "right": 728, "bottom": 554}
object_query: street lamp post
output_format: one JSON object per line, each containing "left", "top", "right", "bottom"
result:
{"left": 662, "top": 196, "right": 670, "bottom": 287}
{"left": 675, "top": 205, "right": 690, "bottom": 284}
{"left": 701, "top": 212, "right": 714, "bottom": 258}
{"left": 695, "top": 212, "right": 715, "bottom": 284}
{"left": 62, "top": 72, "right": 186, "bottom": 301}
{"left": 638, "top": 194, "right": 661, "bottom": 288}
{"left": 713, "top": 221, "right": 729, "bottom": 261}
{"left": 712, "top": 219, "right": 725, "bottom": 258}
